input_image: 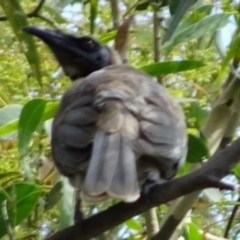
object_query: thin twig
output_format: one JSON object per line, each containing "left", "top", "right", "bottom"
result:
{"left": 0, "top": 0, "right": 45, "bottom": 21}
{"left": 0, "top": 0, "right": 56, "bottom": 27}
{"left": 224, "top": 195, "right": 240, "bottom": 238}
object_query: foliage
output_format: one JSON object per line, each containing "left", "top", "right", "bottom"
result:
{"left": 0, "top": 0, "right": 240, "bottom": 239}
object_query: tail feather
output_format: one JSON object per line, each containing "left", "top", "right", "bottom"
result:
{"left": 83, "top": 131, "right": 139, "bottom": 202}
{"left": 109, "top": 137, "right": 139, "bottom": 202}
{"left": 83, "top": 131, "right": 119, "bottom": 196}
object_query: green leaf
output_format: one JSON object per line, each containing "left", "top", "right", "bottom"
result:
{"left": 183, "top": 222, "right": 203, "bottom": 240}
{"left": 41, "top": 101, "right": 59, "bottom": 122}
{"left": 45, "top": 182, "right": 63, "bottom": 211}
{"left": 164, "top": 0, "right": 197, "bottom": 43}
{"left": 18, "top": 99, "right": 47, "bottom": 158}
{"left": 216, "top": 34, "right": 240, "bottom": 83}
{"left": 164, "top": 13, "right": 230, "bottom": 51}
{"left": 136, "top": 1, "right": 150, "bottom": 11}
{"left": 0, "top": 182, "right": 41, "bottom": 238}
{"left": 232, "top": 163, "right": 240, "bottom": 179}
{"left": 0, "top": 119, "right": 18, "bottom": 137}
{"left": 0, "top": 101, "right": 58, "bottom": 138}
{"left": 140, "top": 60, "right": 205, "bottom": 76}
{"left": 0, "top": 0, "right": 42, "bottom": 86}
{"left": 0, "top": 105, "right": 22, "bottom": 139}
{"left": 187, "top": 134, "right": 209, "bottom": 163}
{"left": 0, "top": 105, "right": 22, "bottom": 126}
{"left": 125, "top": 218, "right": 142, "bottom": 230}
{"left": 187, "top": 102, "right": 208, "bottom": 129}
{"left": 99, "top": 31, "right": 117, "bottom": 43}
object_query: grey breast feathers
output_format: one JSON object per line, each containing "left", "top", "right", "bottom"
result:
{"left": 51, "top": 64, "right": 187, "bottom": 202}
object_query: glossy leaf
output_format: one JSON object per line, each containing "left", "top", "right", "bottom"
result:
{"left": 183, "top": 222, "right": 203, "bottom": 240}
{"left": 0, "top": 182, "right": 41, "bottom": 238}
{"left": 0, "top": 105, "right": 22, "bottom": 139}
{"left": 125, "top": 218, "right": 142, "bottom": 230}
{"left": 0, "top": 101, "right": 58, "bottom": 138}
{"left": 41, "top": 102, "right": 59, "bottom": 122}
{"left": 164, "top": 0, "right": 197, "bottom": 43}
{"left": 45, "top": 182, "right": 63, "bottom": 211}
{"left": 18, "top": 99, "right": 47, "bottom": 158}
{"left": 186, "top": 134, "right": 209, "bottom": 163}
{"left": 164, "top": 13, "right": 230, "bottom": 51}
{"left": 0, "top": 105, "right": 22, "bottom": 126}
{"left": 0, "top": 119, "right": 18, "bottom": 137}
{"left": 140, "top": 60, "right": 205, "bottom": 76}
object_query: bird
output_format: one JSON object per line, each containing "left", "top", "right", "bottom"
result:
{"left": 23, "top": 26, "right": 187, "bottom": 204}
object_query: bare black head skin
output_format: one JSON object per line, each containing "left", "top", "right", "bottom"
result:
{"left": 23, "top": 26, "right": 114, "bottom": 80}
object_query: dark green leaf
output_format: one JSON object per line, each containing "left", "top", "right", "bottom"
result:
{"left": 0, "top": 101, "right": 58, "bottom": 138}
{"left": 18, "top": 99, "right": 47, "bottom": 158}
{"left": 175, "top": 5, "right": 213, "bottom": 35}
{"left": 164, "top": 13, "right": 230, "bottom": 51}
{"left": 164, "top": 0, "right": 197, "bottom": 42}
{"left": 0, "top": 182, "right": 41, "bottom": 238}
{"left": 45, "top": 182, "right": 63, "bottom": 211}
{"left": 136, "top": 1, "right": 150, "bottom": 11}
{"left": 140, "top": 60, "right": 205, "bottom": 76}
{"left": 187, "top": 134, "right": 209, "bottom": 163}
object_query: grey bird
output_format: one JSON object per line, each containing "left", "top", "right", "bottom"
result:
{"left": 23, "top": 27, "right": 187, "bottom": 203}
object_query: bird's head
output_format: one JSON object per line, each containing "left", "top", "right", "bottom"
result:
{"left": 23, "top": 27, "right": 118, "bottom": 80}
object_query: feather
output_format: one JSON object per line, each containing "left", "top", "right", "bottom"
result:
{"left": 83, "top": 131, "right": 120, "bottom": 196}
{"left": 108, "top": 137, "right": 139, "bottom": 202}
{"left": 56, "top": 124, "right": 95, "bottom": 148}
{"left": 64, "top": 107, "right": 98, "bottom": 125}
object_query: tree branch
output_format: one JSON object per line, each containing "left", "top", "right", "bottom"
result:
{"left": 110, "top": 0, "right": 120, "bottom": 29}
{"left": 224, "top": 194, "right": 240, "bottom": 238}
{"left": 0, "top": 0, "right": 55, "bottom": 26}
{"left": 46, "top": 137, "right": 240, "bottom": 240}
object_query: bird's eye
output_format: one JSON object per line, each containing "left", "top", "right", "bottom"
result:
{"left": 85, "top": 39, "right": 94, "bottom": 49}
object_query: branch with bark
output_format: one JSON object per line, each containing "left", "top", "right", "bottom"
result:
{"left": 47, "top": 137, "right": 240, "bottom": 240}
{"left": 0, "top": 0, "right": 55, "bottom": 26}
{"left": 0, "top": 0, "right": 45, "bottom": 21}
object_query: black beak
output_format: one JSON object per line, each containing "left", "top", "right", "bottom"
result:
{"left": 23, "top": 26, "right": 112, "bottom": 80}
